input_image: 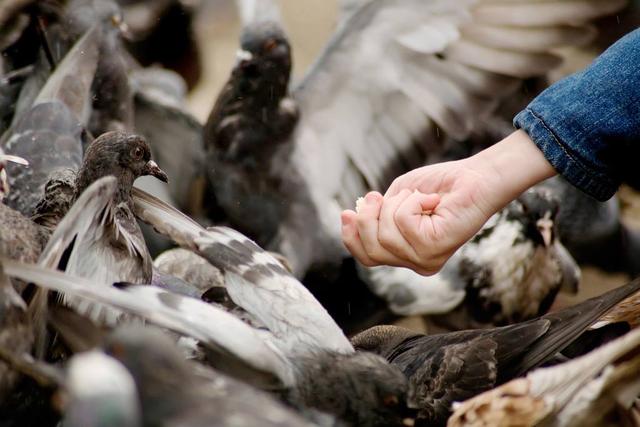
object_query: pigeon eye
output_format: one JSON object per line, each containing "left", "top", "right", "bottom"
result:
{"left": 263, "top": 39, "right": 278, "bottom": 52}
{"left": 132, "top": 147, "right": 144, "bottom": 160}
{"left": 383, "top": 395, "right": 399, "bottom": 407}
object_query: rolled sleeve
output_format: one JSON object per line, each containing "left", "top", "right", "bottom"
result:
{"left": 514, "top": 29, "right": 640, "bottom": 201}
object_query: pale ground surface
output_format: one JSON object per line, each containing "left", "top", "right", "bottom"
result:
{"left": 186, "top": 1, "right": 638, "bottom": 334}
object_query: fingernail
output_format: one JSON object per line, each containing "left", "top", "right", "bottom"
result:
{"left": 341, "top": 211, "right": 351, "bottom": 225}
{"left": 365, "top": 192, "right": 378, "bottom": 204}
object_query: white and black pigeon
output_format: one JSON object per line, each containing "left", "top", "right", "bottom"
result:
{"left": 202, "top": 0, "right": 625, "bottom": 321}
{"left": 361, "top": 187, "right": 581, "bottom": 329}
{"left": 448, "top": 326, "right": 640, "bottom": 427}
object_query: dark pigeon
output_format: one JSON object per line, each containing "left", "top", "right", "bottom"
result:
{"left": 351, "top": 278, "right": 640, "bottom": 426}
{"left": 1, "top": 26, "right": 99, "bottom": 217}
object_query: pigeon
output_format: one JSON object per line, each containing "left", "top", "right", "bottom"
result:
{"left": 51, "top": 131, "right": 167, "bottom": 323}
{"left": 119, "top": 0, "right": 202, "bottom": 89}
{"left": 203, "top": 18, "right": 299, "bottom": 242}
{"left": 201, "top": 1, "right": 626, "bottom": 327}
{"left": 360, "top": 187, "right": 580, "bottom": 329}
{"left": 63, "top": 0, "right": 134, "bottom": 135}
{"left": 30, "top": 168, "right": 77, "bottom": 232}
{"left": 0, "top": 150, "right": 48, "bottom": 296}
{"left": 0, "top": 263, "right": 33, "bottom": 401}
{"left": 63, "top": 350, "right": 142, "bottom": 427}
{"left": 3, "top": 258, "right": 416, "bottom": 426}
{"left": 9, "top": 0, "right": 133, "bottom": 136}
{"left": 1, "top": 25, "right": 98, "bottom": 217}
{"left": 538, "top": 175, "right": 640, "bottom": 276}
{"left": 0, "top": 342, "right": 141, "bottom": 427}
{"left": 153, "top": 248, "right": 264, "bottom": 329}
{"left": 154, "top": 248, "right": 225, "bottom": 293}
{"left": 103, "top": 326, "right": 320, "bottom": 427}
{"left": 351, "top": 278, "right": 640, "bottom": 426}
{"left": 448, "top": 327, "right": 640, "bottom": 427}
{"left": 4, "top": 191, "right": 418, "bottom": 426}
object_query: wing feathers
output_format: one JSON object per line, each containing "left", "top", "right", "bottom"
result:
{"left": 472, "top": 0, "right": 628, "bottom": 27}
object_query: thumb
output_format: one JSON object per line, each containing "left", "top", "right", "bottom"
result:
{"left": 413, "top": 190, "right": 440, "bottom": 214}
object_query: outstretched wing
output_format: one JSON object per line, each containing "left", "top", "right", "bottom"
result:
{"left": 3, "top": 259, "right": 293, "bottom": 389}
{"left": 292, "top": 0, "right": 626, "bottom": 245}
{"left": 27, "top": 176, "right": 117, "bottom": 356}
{"left": 132, "top": 188, "right": 354, "bottom": 356}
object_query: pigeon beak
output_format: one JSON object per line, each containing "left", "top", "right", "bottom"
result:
{"left": 536, "top": 217, "right": 554, "bottom": 247}
{"left": 235, "top": 49, "right": 253, "bottom": 66}
{"left": 143, "top": 160, "right": 168, "bottom": 183}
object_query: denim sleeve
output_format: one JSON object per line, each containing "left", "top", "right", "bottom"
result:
{"left": 514, "top": 29, "right": 640, "bottom": 201}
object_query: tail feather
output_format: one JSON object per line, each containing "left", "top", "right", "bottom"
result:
{"left": 502, "top": 278, "right": 640, "bottom": 381}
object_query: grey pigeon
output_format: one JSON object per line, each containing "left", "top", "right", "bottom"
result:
{"left": 0, "top": 343, "right": 141, "bottom": 427}
{"left": 104, "top": 326, "right": 320, "bottom": 427}
{"left": 2, "top": 26, "right": 99, "bottom": 217}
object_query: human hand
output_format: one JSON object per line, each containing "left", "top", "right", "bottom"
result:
{"left": 341, "top": 130, "right": 556, "bottom": 275}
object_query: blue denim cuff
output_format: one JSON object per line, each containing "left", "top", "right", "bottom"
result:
{"left": 514, "top": 108, "right": 619, "bottom": 202}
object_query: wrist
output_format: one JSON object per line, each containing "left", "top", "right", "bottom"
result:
{"left": 468, "top": 129, "right": 556, "bottom": 210}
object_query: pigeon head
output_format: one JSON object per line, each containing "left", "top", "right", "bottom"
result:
{"left": 235, "top": 21, "right": 292, "bottom": 101}
{"left": 296, "top": 351, "right": 415, "bottom": 426}
{"left": 75, "top": 131, "right": 168, "bottom": 202}
{"left": 350, "top": 325, "right": 420, "bottom": 358}
{"left": 64, "top": 350, "right": 142, "bottom": 427}
{"left": 509, "top": 188, "right": 560, "bottom": 248}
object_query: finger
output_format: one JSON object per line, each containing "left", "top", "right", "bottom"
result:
{"left": 341, "top": 210, "right": 377, "bottom": 266}
{"left": 354, "top": 192, "right": 385, "bottom": 259}
{"left": 377, "top": 190, "right": 423, "bottom": 264}
{"left": 395, "top": 191, "right": 442, "bottom": 252}
{"left": 355, "top": 191, "right": 426, "bottom": 267}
